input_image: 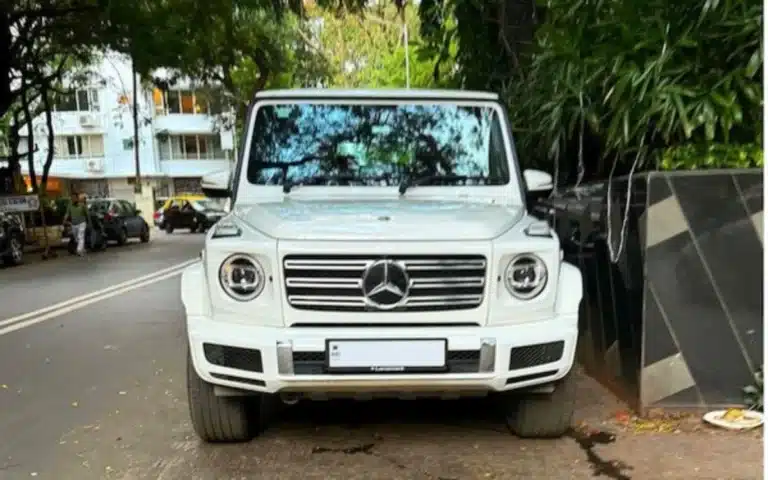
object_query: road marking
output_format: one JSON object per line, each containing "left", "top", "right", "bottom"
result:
{"left": 0, "top": 259, "right": 198, "bottom": 332}
{"left": 0, "top": 266, "right": 194, "bottom": 337}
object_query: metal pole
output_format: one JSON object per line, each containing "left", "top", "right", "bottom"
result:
{"left": 132, "top": 56, "right": 142, "bottom": 194}
{"left": 401, "top": 7, "right": 410, "bottom": 88}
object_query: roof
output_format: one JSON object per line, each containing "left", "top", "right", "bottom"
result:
{"left": 254, "top": 88, "right": 499, "bottom": 101}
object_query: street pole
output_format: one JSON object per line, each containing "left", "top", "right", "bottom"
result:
{"left": 401, "top": 7, "right": 410, "bottom": 89}
{"left": 132, "top": 56, "right": 142, "bottom": 194}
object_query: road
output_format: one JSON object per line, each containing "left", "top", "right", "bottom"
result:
{"left": 0, "top": 232, "right": 761, "bottom": 480}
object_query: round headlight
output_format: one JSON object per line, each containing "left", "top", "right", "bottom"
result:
{"left": 504, "top": 254, "right": 548, "bottom": 300}
{"left": 219, "top": 254, "right": 265, "bottom": 301}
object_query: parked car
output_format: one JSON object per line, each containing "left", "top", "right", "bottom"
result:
{"left": 0, "top": 212, "right": 24, "bottom": 266}
{"left": 86, "top": 198, "right": 150, "bottom": 245}
{"left": 163, "top": 198, "right": 226, "bottom": 233}
{"left": 181, "top": 89, "right": 579, "bottom": 444}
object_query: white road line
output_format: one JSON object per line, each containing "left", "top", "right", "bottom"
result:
{"left": 0, "top": 259, "right": 198, "bottom": 329}
{"left": 0, "top": 267, "right": 192, "bottom": 337}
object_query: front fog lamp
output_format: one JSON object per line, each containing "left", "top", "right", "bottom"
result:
{"left": 219, "top": 254, "right": 265, "bottom": 301}
{"left": 504, "top": 254, "right": 548, "bottom": 300}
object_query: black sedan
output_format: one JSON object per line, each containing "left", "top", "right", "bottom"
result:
{"left": 163, "top": 198, "right": 226, "bottom": 233}
{"left": 0, "top": 211, "right": 24, "bottom": 266}
{"left": 87, "top": 198, "right": 150, "bottom": 245}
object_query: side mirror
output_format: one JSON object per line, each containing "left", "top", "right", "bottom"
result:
{"left": 201, "top": 169, "right": 232, "bottom": 199}
{"left": 135, "top": 209, "right": 142, "bottom": 215}
{"left": 523, "top": 169, "right": 554, "bottom": 218}
{"left": 523, "top": 169, "right": 554, "bottom": 192}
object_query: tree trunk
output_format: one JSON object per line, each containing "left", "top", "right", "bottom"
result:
{"left": 41, "top": 83, "right": 54, "bottom": 192}
{"left": 20, "top": 89, "right": 37, "bottom": 193}
{"left": 9, "top": 107, "right": 21, "bottom": 171}
{"left": 131, "top": 56, "right": 141, "bottom": 194}
{"left": 0, "top": 7, "right": 12, "bottom": 118}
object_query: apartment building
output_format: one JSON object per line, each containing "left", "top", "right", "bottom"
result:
{"left": 18, "top": 52, "right": 234, "bottom": 203}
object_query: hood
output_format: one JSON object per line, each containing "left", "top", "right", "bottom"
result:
{"left": 234, "top": 199, "right": 525, "bottom": 241}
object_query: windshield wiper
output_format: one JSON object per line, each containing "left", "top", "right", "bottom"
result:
{"left": 398, "top": 174, "right": 496, "bottom": 195}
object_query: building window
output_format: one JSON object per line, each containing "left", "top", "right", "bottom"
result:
{"left": 55, "top": 89, "right": 99, "bottom": 112}
{"left": 54, "top": 135, "right": 104, "bottom": 158}
{"left": 71, "top": 179, "right": 109, "bottom": 197}
{"left": 154, "top": 88, "right": 223, "bottom": 115}
{"left": 159, "top": 134, "right": 227, "bottom": 160}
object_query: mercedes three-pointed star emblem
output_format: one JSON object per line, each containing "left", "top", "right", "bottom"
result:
{"left": 361, "top": 259, "right": 412, "bottom": 310}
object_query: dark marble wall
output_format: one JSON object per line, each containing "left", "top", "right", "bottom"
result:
{"left": 545, "top": 169, "right": 764, "bottom": 412}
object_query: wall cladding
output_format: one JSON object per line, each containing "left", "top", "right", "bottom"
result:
{"left": 549, "top": 169, "right": 763, "bottom": 412}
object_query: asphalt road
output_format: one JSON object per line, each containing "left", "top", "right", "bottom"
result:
{"left": 0, "top": 231, "right": 761, "bottom": 480}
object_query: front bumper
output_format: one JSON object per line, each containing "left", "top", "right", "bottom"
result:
{"left": 188, "top": 315, "right": 578, "bottom": 395}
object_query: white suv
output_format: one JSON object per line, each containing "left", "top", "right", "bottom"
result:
{"left": 181, "top": 89, "right": 583, "bottom": 442}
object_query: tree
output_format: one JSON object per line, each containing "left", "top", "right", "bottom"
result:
{"left": 100, "top": 0, "right": 325, "bottom": 122}
{"left": 308, "top": 2, "right": 456, "bottom": 88}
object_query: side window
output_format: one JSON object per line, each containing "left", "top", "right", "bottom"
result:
{"left": 170, "top": 199, "right": 181, "bottom": 209}
{"left": 109, "top": 202, "right": 121, "bottom": 215}
{"left": 119, "top": 200, "right": 135, "bottom": 215}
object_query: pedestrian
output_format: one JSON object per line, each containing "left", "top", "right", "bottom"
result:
{"left": 64, "top": 192, "right": 91, "bottom": 256}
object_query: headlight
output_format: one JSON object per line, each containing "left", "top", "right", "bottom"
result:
{"left": 219, "top": 254, "right": 265, "bottom": 301}
{"left": 504, "top": 253, "right": 548, "bottom": 300}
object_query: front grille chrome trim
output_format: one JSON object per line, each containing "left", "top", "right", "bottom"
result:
{"left": 283, "top": 254, "right": 487, "bottom": 313}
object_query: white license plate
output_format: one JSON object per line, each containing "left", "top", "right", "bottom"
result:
{"left": 327, "top": 339, "right": 447, "bottom": 371}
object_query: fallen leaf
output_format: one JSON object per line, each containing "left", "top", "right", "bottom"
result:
{"left": 71, "top": 401, "right": 79, "bottom": 407}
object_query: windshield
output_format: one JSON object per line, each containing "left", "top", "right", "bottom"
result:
{"left": 246, "top": 102, "right": 511, "bottom": 188}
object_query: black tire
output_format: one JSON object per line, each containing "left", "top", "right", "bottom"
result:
{"left": 165, "top": 223, "right": 174, "bottom": 234}
{"left": 190, "top": 224, "right": 197, "bottom": 233}
{"left": 187, "top": 353, "right": 260, "bottom": 443}
{"left": 3, "top": 235, "right": 23, "bottom": 266}
{"left": 116, "top": 227, "right": 128, "bottom": 246}
{"left": 503, "top": 373, "right": 576, "bottom": 438}
{"left": 140, "top": 225, "right": 150, "bottom": 243}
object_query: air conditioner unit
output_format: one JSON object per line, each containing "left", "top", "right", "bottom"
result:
{"left": 79, "top": 114, "right": 98, "bottom": 127}
{"left": 85, "top": 158, "right": 104, "bottom": 172}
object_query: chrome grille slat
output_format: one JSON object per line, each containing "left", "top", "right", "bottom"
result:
{"left": 283, "top": 255, "right": 487, "bottom": 312}
{"left": 285, "top": 278, "right": 362, "bottom": 288}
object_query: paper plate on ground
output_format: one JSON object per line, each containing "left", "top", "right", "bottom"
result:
{"left": 703, "top": 408, "right": 764, "bottom": 430}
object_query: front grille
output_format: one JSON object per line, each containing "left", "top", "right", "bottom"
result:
{"left": 508, "top": 341, "right": 564, "bottom": 370}
{"left": 283, "top": 254, "right": 487, "bottom": 312}
{"left": 292, "top": 350, "right": 481, "bottom": 375}
{"left": 203, "top": 343, "right": 263, "bottom": 373}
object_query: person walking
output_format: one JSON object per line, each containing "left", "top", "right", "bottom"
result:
{"left": 64, "top": 192, "right": 91, "bottom": 256}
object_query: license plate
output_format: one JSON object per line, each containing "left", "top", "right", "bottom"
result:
{"left": 326, "top": 339, "right": 447, "bottom": 373}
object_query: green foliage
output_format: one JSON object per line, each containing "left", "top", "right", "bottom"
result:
{"left": 660, "top": 143, "right": 763, "bottom": 170}
{"left": 504, "top": 0, "right": 763, "bottom": 173}
{"left": 99, "top": 0, "right": 324, "bottom": 117}
{"left": 310, "top": 3, "right": 455, "bottom": 88}
{"left": 743, "top": 367, "right": 763, "bottom": 411}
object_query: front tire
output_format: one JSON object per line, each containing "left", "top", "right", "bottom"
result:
{"left": 187, "top": 353, "right": 264, "bottom": 443}
{"left": 503, "top": 373, "right": 576, "bottom": 438}
{"left": 140, "top": 225, "right": 150, "bottom": 243}
{"left": 116, "top": 227, "right": 128, "bottom": 246}
{"left": 165, "top": 223, "right": 174, "bottom": 234}
{"left": 3, "top": 236, "right": 23, "bottom": 266}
